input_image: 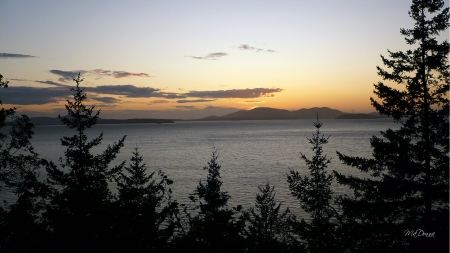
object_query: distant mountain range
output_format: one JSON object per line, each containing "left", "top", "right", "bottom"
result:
{"left": 196, "top": 107, "right": 391, "bottom": 121}
{"left": 18, "top": 108, "right": 388, "bottom": 125}
{"left": 196, "top": 107, "right": 344, "bottom": 121}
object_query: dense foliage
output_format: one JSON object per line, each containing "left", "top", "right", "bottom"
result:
{"left": 0, "top": 0, "right": 448, "bottom": 252}
{"left": 334, "top": 0, "right": 449, "bottom": 252}
{"left": 288, "top": 116, "right": 343, "bottom": 253}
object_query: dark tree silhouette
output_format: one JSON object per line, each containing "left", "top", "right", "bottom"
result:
{"left": 0, "top": 74, "right": 49, "bottom": 252}
{"left": 176, "top": 148, "right": 245, "bottom": 253}
{"left": 334, "top": 0, "right": 449, "bottom": 251}
{"left": 115, "top": 147, "right": 177, "bottom": 252}
{"left": 288, "top": 116, "right": 341, "bottom": 253}
{"left": 45, "top": 73, "right": 126, "bottom": 253}
{"left": 244, "top": 183, "right": 304, "bottom": 253}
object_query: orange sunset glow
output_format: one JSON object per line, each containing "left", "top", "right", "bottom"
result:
{"left": 1, "top": 1, "right": 418, "bottom": 119}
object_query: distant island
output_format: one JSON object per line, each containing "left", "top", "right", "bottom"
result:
{"left": 27, "top": 117, "right": 174, "bottom": 126}
{"left": 193, "top": 107, "right": 388, "bottom": 121}
{"left": 195, "top": 107, "right": 344, "bottom": 121}
{"left": 335, "top": 113, "right": 388, "bottom": 119}
{"left": 23, "top": 108, "right": 389, "bottom": 125}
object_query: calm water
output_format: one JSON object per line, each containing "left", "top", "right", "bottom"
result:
{"left": 4, "top": 119, "right": 399, "bottom": 216}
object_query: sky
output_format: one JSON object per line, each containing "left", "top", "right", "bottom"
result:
{"left": 0, "top": 0, "right": 443, "bottom": 119}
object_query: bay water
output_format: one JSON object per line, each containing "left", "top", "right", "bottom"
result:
{"left": 4, "top": 119, "right": 399, "bottom": 216}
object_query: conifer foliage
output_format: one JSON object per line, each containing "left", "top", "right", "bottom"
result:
{"left": 0, "top": 74, "right": 48, "bottom": 252}
{"left": 181, "top": 148, "right": 244, "bottom": 252}
{"left": 45, "top": 73, "right": 126, "bottom": 253}
{"left": 288, "top": 116, "right": 339, "bottom": 253}
{"left": 115, "top": 147, "right": 177, "bottom": 252}
{"left": 244, "top": 183, "right": 303, "bottom": 253}
{"left": 334, "top": 0, "right": 449, "bottom": 251}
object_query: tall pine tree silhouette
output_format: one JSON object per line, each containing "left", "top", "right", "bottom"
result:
{"left": 288, "top": 115, "right": 340, "bottom": 253}
{"left": 179, "top": 148, "right": 244, "bottom": 253}
{"left": 45, "top": 73, "right": 126, "bottom": 253}
{"left": 244, "top": 183, "right": 304, "bottom": 253}
{"left": 334, "top": 1, "right": 449, "bottom": 252}
{"left": 115, "top": 147, "right": 177, "bottom": 252}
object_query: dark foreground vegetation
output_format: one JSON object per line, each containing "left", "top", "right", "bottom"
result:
{"left": 0, "top": 1, "right": 448, "bottom": 252}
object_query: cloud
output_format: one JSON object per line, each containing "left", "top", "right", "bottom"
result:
{"left": 177, "top": 99, "right": 216, "bottom": 103}
{"left": 0, "top": 53, "right": 38, "bottom": 58}
{"left": 175, "top": 106, "right": 197, "bottom": 109}
{"left": 206, "top": 52, "right": 228, "bottom": 58}
{"left": 150, "top": 100, "right": 171, "bottom": 104}
{"left": 9, "top": 78, "right": 69, "bottom": 87}
{"left": 9, "top": 78, "right": 29, "bottom": 82}
{"left": 89, "top": 69, "right": 151, "bottom": 78}
{"left": 88, "top": 85, "right": 160, "bottom": 98}
{"left": 90, "top": 96, "right": 120, "bottom": 104}
{"left": 0, "top": 86, "right": 71, "bottom": 105}
{"left": 238, "top": 100, "right": 267, "bottom": 104}
{"left": 35, "top": 80, "right": 69, "bottom": 87}
{"left": 163, "top": 93, "right": 187, "bottom": 99}
{"left": 236, "top": 44, "right": 277, "bottom": 53}
{"left": 50, "top": 70, "right": 83, "bottom": 82}
{"left": 85, "top": 85, "right": 187, "bottom": 99}
{"left": 185, "top": 52, "right": 228, "bottom": 60}
{"left": 50, "top": 69, "right": 151, "bottom": 82}
{"left": 0, "top": 83, "right": 166, "bottom": 105}
{"left": 185, "top": 88, "right": 284, "bottom": 98}
{"left": 111, "top": 71, "right": 150, "bottom": 78}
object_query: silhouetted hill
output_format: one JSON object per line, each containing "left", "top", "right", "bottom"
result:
{"left": 221, "top": 107, "right": 294, "bottom": 120}
{"left": 292, "top": 107, "right": 343, "bottom": 119}
{"left": 28, "top": 117, "right": 174, "bottom": 125}
{"left": 335, "top": 113, "right": 388, "bottom": 119}
{"left": 197, "top": 107, "right": 344, "bottom": 121}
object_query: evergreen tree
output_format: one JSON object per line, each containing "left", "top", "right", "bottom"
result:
{"left": 287, "top": 115, "right": 341, "bottom": 253}
{"left": 334, "top": 0, "right": 449, "bottom": 251}
{"left": 244, "top": 183, "right": 304, "bottom": 253}
{"left": 45, "top": 73, "right": 126, "bottom": 253}
{"left": 0, "top": 74, "right": 49, "bottom": 252}
{"left": 178, "top": 148, "right": 244, "bottom": 253}
{"left": 115, "top": 147, "right": 177, "bottom": 252}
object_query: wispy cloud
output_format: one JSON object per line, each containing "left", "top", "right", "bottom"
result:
{"left": 10, "top": 78, "right": 76, "bottom": 87}
{"left": 177, "top": 99, "right": 216, "bottom": 103}
{"left": 89, "top": 95, "right": 120, "bottom": 104}
{"left": 91, "top": 69, "right": 151, "bottom": 78}
{"left": 236, "top": 44, "right": 277, "bottom": 53}
{"left": 88, "top": 85, "right": 160, "bottom": 98}
{"left": 185, "top": 88, "right": 283, "bottom": 98}
{"left": 50, "top": 69, "right": 152, "bottom": 82}
{"left": 149, "top": 100, "right": 171, "bottom": 104}
{"left": 49, "top": 70, "right": 84, "bottom": 82}
{"left": 163, "top": 93, "right": 187, "bottom": 99}
{"left": 35, "top": 80, "right": 69, "bottom": 87}
{"left": 0, "top": 53, "right": 38, "bottom": 58}
{"left": 88, "top": 85, "right": 186, "bottom": 99}
{"left": 185, "top": 52, "right": 228, "bottom": 60}
{"left": 237, "top": 100, "right": 267, "bottom": 104}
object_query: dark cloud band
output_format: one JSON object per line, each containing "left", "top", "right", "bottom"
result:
{"left": 50, "top": 69, "right": 151, "bottom": 82}
{"left": 185, "top": 88, "right": 283, "bottom": 98}
{"left": 0, "top": 53, "right": 38, "bottom": 58}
